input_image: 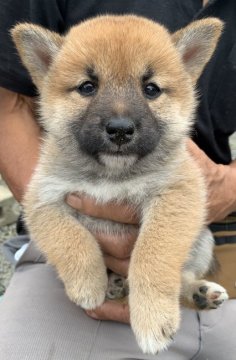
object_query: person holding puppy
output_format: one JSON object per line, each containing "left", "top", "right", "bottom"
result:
{"left": 0, "top": 0, "right": 236, "bottom": 359}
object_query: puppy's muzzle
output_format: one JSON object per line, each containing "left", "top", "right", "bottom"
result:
{"left": 105, "top": 117, "right": 135, "bottom": 146}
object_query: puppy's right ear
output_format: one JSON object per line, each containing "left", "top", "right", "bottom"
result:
{"left": 11, "top": 24, "right": 63, "bottom": 89}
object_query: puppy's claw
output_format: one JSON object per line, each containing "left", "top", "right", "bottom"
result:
{"left": 136, "top": 329, "right": 174, "bottom": 354}
{"left": 130, "top": 294, "right": 179, "bottom": 354}
{"left": 65, "top": 269, "right": 108, "bottom": 310}
{"left": 66, "top": 282, "right": 107, "bottom": 309}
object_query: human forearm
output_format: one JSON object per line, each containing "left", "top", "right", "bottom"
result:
{"left": 226, "top": 159, "right": 236, "bottom": 210}
{"left": 187, "top": 140, "right": 236, "bottom": 223}
{"left": 229, "top": 159, "right": 236, "bottom": 169}
{"left": 0, "top": 87, "right": 41, "bottom": 202}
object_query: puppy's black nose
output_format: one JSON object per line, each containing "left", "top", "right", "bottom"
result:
{"left": 106, "top": 118, "right": 135, "bottom": 145}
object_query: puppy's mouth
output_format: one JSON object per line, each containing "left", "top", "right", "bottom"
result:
{"left": 99, "top": 152, "right": 138, "bottom": 170}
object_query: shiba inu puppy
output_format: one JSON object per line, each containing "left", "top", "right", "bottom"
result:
{"left": 12, "top": 15, "right": 228, "bottom": 354}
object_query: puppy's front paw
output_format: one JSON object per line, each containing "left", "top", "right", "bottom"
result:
{"left": 130, "top": 294, "right": 180, "bottom": 354}
{"left": 65, "top": 266, "right": 108, "bottom": 310}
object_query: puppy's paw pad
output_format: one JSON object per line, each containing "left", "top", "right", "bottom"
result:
{"left": 106, "top": 273, "right": 128, "bottom": 300}
{"left": 193, "top": 281, "right": 228, "bottom": 309}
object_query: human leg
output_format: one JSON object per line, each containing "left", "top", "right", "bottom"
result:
{"left": 0, "top": 240, "right": 201, "bottom": 360}
{"left": 192, "top": 300, "right": 236, "bottom": 360}
{"left": 2, "top": 240, "right": 235, "bottom": 359}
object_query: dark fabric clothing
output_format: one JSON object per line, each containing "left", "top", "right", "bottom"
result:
{"left": 193, "top": 0, "right": 236, "bottom": 164}
{"left": 210, "top": 212, "right": 236, "bottom": 245}
{"left": 0, "top": 0, "right": 201, "bottom": 96}
{"left": 0, "top": 0, "right": 235, "bottom": 165}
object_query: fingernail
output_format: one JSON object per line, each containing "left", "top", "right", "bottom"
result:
{"left": 86, "top": 310, "right": 98, "bottom": 319}
{"left": 70, "top": 192, "right": 79, "bottom": 196}
{"left": 68, "top": 193, "right": 82, "bottom": 209}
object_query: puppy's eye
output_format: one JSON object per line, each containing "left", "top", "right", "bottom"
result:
{"left": 76, "top": 81, "right": 97, "bottom": 96}
{"left": 143, "top": 83, "right": 162, "bottom": 100}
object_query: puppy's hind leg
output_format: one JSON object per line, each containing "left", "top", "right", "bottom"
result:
{"left": 181, "top": 271, "right": 228, "bottom": 309}
{"left": 106, "top": 272, "right": 128, "bottom": 300}
{"left": 181, "top": 228, "right": 228, "bottom": 309}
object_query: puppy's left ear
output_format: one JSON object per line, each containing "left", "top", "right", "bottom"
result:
{"left": 11, "top": 23, "right": 64, "bottom": 90}
{"left": 172, "top": 18, "right": 223, "bottom": 83}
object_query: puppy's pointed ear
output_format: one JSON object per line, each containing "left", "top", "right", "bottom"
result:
{"left": 11, "top": 23, "right": 63, "bottom": 89}
{"left": 172, "top": 18, "right": 223, "bottom": 83}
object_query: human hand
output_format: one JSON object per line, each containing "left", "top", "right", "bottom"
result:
{"left": 66, "top": 193, "right": 139, "bottom": 276}
{"left": 86, "top": 300, "right": 130, "bottom": 324}
{"left": 187, "top": 139, "right": 236, "bottom": 223}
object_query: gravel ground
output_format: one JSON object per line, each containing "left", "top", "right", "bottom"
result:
{"left": 229, "top": 133, "right": 236, "bottom": 159}
{"left": 0, "top": 223, "right": 16, "bottom": 295}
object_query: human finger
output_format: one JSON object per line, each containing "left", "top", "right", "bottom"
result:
{"left": 86, "top": 300, "right": 130, "bottom": 323}
{"left": 104, "top": 255, "right": 129, "bottom": 277}
{"left": 95, "top": 230, "right": 137, "bottom": 259}
{"left": 67, "top": 193, "right": 139, "bottom": 224}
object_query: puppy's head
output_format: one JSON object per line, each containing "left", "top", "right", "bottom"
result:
{"left": 12, "top": 16, "right": 222, "bottom": 174}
